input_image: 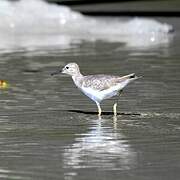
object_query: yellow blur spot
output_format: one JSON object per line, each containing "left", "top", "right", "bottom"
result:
{"left": 0, "top": 80, "right": 8, "bottom": 89}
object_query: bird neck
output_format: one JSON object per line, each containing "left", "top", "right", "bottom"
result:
{"left": 72, "top": 70, "right": 83, "bottom": 77}
{"left": 72, "top": 73, "right": 83, "bottom": 88}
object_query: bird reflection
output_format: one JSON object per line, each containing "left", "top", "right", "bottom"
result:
{"left": 63, "top": 115, "right": 137, "bottom": 173}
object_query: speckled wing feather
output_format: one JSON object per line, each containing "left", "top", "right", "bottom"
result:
{"left": 82, "top": 75, "right": 121, "bottom": 91}
{"left": 82, "top": 74, "right": 136, "bottom": 91}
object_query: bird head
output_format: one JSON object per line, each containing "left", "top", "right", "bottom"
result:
{"left": 51, "top": 63, "right": 81, "bottom": 77}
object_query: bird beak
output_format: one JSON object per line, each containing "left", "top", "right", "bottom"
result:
{"left": 51, "top": 69, "right": 61, "bottom": 76}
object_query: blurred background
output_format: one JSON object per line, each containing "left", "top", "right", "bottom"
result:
{"left": 48, "top": 0, "right": 180, "bottom": 16}
{"left": 0, "top": 1, "right": 180, "bottom": 180}
{"left": 8, "top": 0, "right": 180, "bottom": 16}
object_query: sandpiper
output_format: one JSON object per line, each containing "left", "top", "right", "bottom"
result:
{"left": 52, "top": 63, "right": 140, "bottom": 116}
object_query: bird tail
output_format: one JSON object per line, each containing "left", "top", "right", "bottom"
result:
{"left": 113, "top": 73, "right": 141, "bottom": 91}
{"left": 120, "top": 73, "right": 141, "bottom": 82}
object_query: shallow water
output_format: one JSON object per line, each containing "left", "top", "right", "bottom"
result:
{"left": 0, "top": 2, "right": 180, "bottom": 179}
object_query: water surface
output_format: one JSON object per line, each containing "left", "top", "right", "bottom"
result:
{"left": 0, "top": 1, "right": 180, "bottom": 180}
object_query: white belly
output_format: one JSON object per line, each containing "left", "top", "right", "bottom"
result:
{"left": 80, "top": 80, "right": 130, "bottom": 103}
{"left": 81, "top": 86, "right": 119, "bottom": 103}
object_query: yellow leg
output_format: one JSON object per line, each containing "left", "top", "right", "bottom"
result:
{"left": 113, "top": 103, "right": 117, "bottom": 116}
{"left": 96, "top": 102, "right": 102, "bottom": 116}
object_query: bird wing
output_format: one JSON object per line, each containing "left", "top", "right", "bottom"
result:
{"left": 82, "top": 75, "right": 121, "bottom": 91}
{"left": 82, "top": 73, "right": 137, "bottom": 91}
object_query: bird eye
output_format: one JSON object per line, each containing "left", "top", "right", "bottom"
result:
{"left": 66, "top": 66, "right": 69, "bottom": 69}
